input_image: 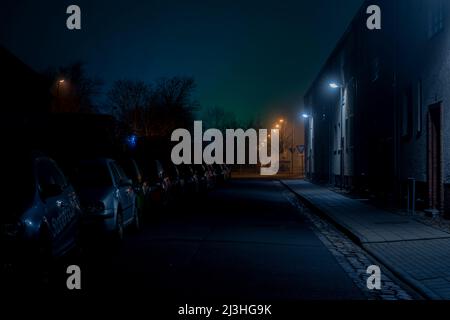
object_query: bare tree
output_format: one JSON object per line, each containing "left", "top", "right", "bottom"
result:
{"left": 103, "top": 76, "right": 198, "bottom": 139}
{"left": 202, "top": 106, "right": 238, "bottom": 130}
{"left": 106, "top": 80, "right": 151, "bottom": 135}
{"left": 147, "top": 76, "right": 199, "bottom": 137}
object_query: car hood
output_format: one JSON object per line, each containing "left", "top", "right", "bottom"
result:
{"left": 77, "top": 186, "right": 115, "bottom": 205}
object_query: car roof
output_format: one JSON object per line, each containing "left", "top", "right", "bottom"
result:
{"left": 80, "top": 157, "right": 114, "bottom": 164}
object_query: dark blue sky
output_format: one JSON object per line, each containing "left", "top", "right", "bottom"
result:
{"left": 1, "top": 0, "right": 363, "bottom": 122}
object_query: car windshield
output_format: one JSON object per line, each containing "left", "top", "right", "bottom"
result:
{"left": 195, "top": 165, "right": 205, "bottom": 175}
{"left": 119, "top": 159, "right": 140, "bottom": 182}
{"left": 165, "top": 163, "right": 178, "bottom": 178}
{"left": 73, "top": 161, "right": 112, "bottom": 188}
{"left": 0, "top": 151, "right": 35, "bottom": 220}
{"left": 139, "top": 159, "right": 159, "bottom": 183}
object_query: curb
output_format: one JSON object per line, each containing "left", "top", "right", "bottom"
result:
{"left": 279, "top": 180, "right": 440, "bottom": 300}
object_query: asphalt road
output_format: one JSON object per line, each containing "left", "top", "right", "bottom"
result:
{"left": 70, "top": 179, "right": 365, "bottom": 301}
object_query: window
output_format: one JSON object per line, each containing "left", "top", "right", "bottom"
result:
{"left": 114, "top": 163, "right": 130, "bottom": 182}
{"left": 401, "top": 86, "right": 413, "bottom": 139}
{"left": 371, "top": 57, "right": 380, "bottom": 82}
{"left": 334, "top": 125, "right": 338, "bottom": 153}
{"left": 429, "top": 0, "right": 444, "bottom": 38}
{"left": 109, "top": 163, "right": 123, "bottom": 185}
{"left": 346, "top": 80, "right": 355, "bottom": 149}
{"left": 346, "top": 117, "right": 354, "bottom": 149}
{"left": 36, "top": 158, "right": 67, "bottom": 189}
{"left": 417, "top": 80, "right": 423, "bottom": 135}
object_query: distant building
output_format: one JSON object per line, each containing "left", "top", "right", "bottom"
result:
{"left": 0, "top": 46, "right": 51, "bottom": 114}
{"left": 304, "top": 0, "right": 450, "bottom": 215}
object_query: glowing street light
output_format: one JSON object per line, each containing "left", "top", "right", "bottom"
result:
{"left": 59, "top": 79, "right": 65, "bottom": 84}
{"left": 329, "top": 82, "right": 341, "bottom": 89}
{"left": 302, "top": 113, "right": 310, "bottom": 119}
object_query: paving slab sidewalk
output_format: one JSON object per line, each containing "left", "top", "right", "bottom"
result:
{"left": 282, "top": 179, "right": 450, "bottom": 300}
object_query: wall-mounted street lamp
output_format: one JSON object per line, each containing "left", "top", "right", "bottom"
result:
{"left": 302, "top": 113, "right": 310, "bottom": 119}
{"left": 329, "top": 82, "right": 341, "bottom": 89}
{"left": 56, "top": 78, "right": 67, "bottom": 111}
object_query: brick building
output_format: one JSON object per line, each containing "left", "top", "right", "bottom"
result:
{"left": 304, "top": 0, "right": 450, "bottom": 214}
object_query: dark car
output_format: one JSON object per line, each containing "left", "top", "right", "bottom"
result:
{"left": 117, "top": 158, "right": 146, "bottom": 219}
{"left": 205, "top": 164, "right": 217, "bottom": 189}
{"left": 163, "top": 161, "right": 183, "bottom": 200}
{"left": 178, "top": 164, "right": 199, "bottom": 197}
{"left": 138, "top": 159, "right": 170, "bottom": 211}
{"left": 72, "top": 158, "right": 139, "bottom": 241}
{"left": 212, "top": 163, "right": 226, "bottom": 185}
{"left": 1, "top": 151, "right": 82, "bottom": 268}
{"left": 222, "top": 164, "right": 232, "bottom": 180}
{"left": 193, "top": 164, "right": 209, "bottom": 192}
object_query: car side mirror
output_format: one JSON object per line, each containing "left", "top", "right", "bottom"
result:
{"left": 41, "top": 183, "right": 63, "bottom": 199}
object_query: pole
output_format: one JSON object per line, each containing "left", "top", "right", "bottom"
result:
{"left": 329, "top": 110, "right": 332, "bottom": 185}
{"left": 340, "top": 86, "right": 344, "bottom": 190}
{"left": 291, "top": 121, "right": 295, "bottom": 176}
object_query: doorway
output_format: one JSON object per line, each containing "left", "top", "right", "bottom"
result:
{"left": 428, "top": 103, "right": 443, "bottom": 211}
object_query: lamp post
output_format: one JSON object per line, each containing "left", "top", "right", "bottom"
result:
{"left": 329, "top": 82, "right": 344, "bottom": 189}
{"left": 56, "top": 79, "right": 65, "bottom": 112}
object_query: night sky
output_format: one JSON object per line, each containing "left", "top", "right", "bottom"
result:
{"left": 1, "top": 0, "right": 363, "bottom": 122}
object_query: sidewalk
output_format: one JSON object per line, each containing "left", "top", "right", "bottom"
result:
{"left": 282, "top": 179, "right": 450, "bottom": 299}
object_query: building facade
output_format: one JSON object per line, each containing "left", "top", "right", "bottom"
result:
{"left": 304, "top": 0, "right": 450, "bottom": 214}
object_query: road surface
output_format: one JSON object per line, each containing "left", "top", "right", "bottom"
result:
{"left": 76, "top": 179, "right": 365, "bottom": 301}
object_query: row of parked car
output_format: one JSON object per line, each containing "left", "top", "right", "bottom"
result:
{"left": 1, "top": 148, "right": 232, "bottom": 268}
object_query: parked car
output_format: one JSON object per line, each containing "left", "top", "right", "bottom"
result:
{"left": 222, "top": 164, "right": 232, "bottom": 181}
{"left": 212, "top": 163, "right": 226, "bottom": 185}
{"left": 205, "top": 164, "right": 217, "bottom": 189}
{"left": 72, "top": 158, "right": 139, "bottom": 241}
{"left": 117, "top": 158, "right": 146, "bottom": 219}
{"left": 138, "top": 158, "right": 170, "bottom": 211}
{"left": 162, "top": 161, "right": 182, "bottom": 201}
{"left": 178, "top": 164, "right": 199, "bottom": 197}
{"left": 1, "top": 151, "right": 82, "bottom": 268}
{"left": 194, "top": 164, "right": 210, "bottom": 192}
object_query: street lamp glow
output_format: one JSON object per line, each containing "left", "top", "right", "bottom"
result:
{"left": 279, "top": 119, "right": 284, "bottom": 123}
{"left": 275, "top": 124, "right": 280, "bottom": 129}
{"left": 302, "top": 113, "right": 310, "bottom": 119}
{"left": 59, "top": 79, "right": 65, "bottom": 84}
{"left": 329, "top": 82, "right": 340, "bottom": 89}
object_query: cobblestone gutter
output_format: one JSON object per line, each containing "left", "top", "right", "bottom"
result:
{"left": 277, "top": 181, "right": 416, "bottom": 300}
